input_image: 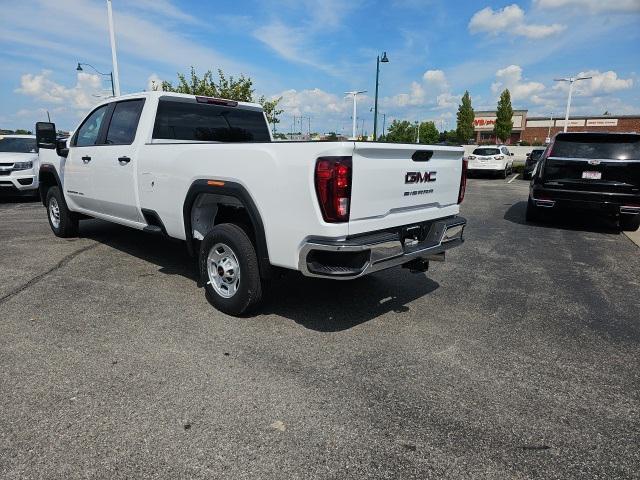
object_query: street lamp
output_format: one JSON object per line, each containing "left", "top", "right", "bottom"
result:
{"left": 345, "top": 90, "right": 367, "bottom": 140}
{"left": 373, "top": 51, "right": 389, "bottom": 141}
{"left": 77, "top": 62, "right": 115, "bottom": 97}
{"left": 554, "top": 76, "right": 592, "bottom": 132}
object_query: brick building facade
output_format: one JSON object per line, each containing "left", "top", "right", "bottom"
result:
{"left": 473, "top": 111, "right": 640, "bottom": 145}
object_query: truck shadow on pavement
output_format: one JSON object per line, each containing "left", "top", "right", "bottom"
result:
{"left": 261, "top": 271, "right": 439, "bottom": 332}
{"left": 504, "top": 201, "right": 622, "bottom": 234}
{"left": 78, "top": 218, "right": 439, "bottom": 332}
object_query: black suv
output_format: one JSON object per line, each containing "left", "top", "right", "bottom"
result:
{"left": 523, "top": 147, "right": 545, "bottom": 180}
{"left": 526, "top": 132, "right": 640, "bottom": 231}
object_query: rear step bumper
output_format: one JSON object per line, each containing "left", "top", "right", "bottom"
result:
{"left": 299, "top": 216, "right": 466, "bottom": 280}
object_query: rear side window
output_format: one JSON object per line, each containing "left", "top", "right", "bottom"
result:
{"left": 530, "top": 149, "right": 544, "bottom": 160}
{"left": 152, "top": 99, "right": 271, "bottom": 142}
{"left": 75, "top": 105, "right": 108, "bottom": 147}
{"left": 473, "top": 148, "right": 500, "bottom": 156}
{"left": 106, "top": 99, "right": 145, "bottom": 145}
{"left": 551, "top": 134, "right": 640, "bottom": 160}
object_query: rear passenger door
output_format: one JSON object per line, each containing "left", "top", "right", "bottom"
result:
{"left": 92, "top": 98, "right": 146, "bottom": 222}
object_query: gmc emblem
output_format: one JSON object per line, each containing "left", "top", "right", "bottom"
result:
{"left": 405, "top": 171, "right": 437, "bottom": 184}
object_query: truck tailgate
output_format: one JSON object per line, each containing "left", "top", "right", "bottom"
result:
{"left": 349, "top": 143, "right": 463, "bottom": 235}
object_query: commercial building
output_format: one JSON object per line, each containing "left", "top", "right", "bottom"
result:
{"left": 473, "top": 111, "right": 640, "bottom": 145}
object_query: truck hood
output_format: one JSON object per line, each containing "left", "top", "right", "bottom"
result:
{"left": 0, "top": 152, "right": 38, "bottom": 163}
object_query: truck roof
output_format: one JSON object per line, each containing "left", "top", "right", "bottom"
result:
{"left": 102, "top": 90, "right": 264, "bottom": 111}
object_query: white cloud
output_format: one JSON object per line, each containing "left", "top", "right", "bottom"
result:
{"left": 491, "top": 65, "right": 546, "bottom": 101}
{"left": 534, "top": 0, "right": 640, "bottom": 13}
{"left": 274, "top": 88, "right": 351, "bottom": 116}
{"left": 147, "top": 74, "right": 163, "bottom": 92}
{"left": 15, "top": 70, "right": 105, "bottom": 110}
{"left": 423, "top": 70, "right": 449, "bottom": 91}
{"left": 553, "top": 70, "right": 634, "bottom": 96}
{"left": 469, "top": 4, "right": 566, "bottom": 39}
{"left": 386, "top": 81, "right": 427, "bottom": 108}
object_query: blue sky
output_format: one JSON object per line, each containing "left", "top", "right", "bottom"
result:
{"left": 1, "top": 0, "right": 639, "bottom": 135}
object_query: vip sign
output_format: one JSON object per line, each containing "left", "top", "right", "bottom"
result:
{"left": 474, "top": 115, "right": 523, "bottom": 130}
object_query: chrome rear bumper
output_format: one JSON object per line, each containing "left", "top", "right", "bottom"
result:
{"left": 299, "top": 216, "right": 466, "bottom": 279}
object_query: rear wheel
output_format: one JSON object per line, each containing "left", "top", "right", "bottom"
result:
{"left": 199, "top": 223, "right": 262, "bottom": 316}
{"left": 502, "top": 166, "right": 508, "bottom": 179}
{"left": 620, "top": 215, "right": 640, "bottom": 232}
{"left": 46, "top": 186, "right": 78, "bottom": 237}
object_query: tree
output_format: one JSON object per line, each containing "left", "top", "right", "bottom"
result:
{"left": 494, "top": 89, "right": 513, "bottom": 143}
{"left": 385, "top": 120, "right": 416, "bottom": 143}
{"left": 14, "top": 129, "right": 32, "bottom": 135}
{"left": 456, "top": 91, "right": 474, "bottom": 144}
{"left": 418, "top": 121, "right": 439, "bottom": 144}
{"left": 257, "top": 95, "right": 284, "bottom": 131}
{"left": 161, "top": 67, "right": 282, "bottom": 130}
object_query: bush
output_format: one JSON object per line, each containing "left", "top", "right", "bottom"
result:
{"left": 519, "top": 140, "right": 531, "bottom": 146}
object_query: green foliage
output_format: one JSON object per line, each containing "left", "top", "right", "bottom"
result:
{"left": 161, "top": 67, "right": 283, "bottom": 129}
{"left": 14, "top": 129, "right": 32, "bottom": 135}
{"left": 258, "top": 96, "right": 284, "bottom": 127}
{"left": 456, "top": 91, "right": 474, "bottom": 143}
{"left": 519, "top": 140, "right": 531, "bottom": 146}
{"left": 325, "top": 132, "right": 338, "bottom": 140}
{"left": 419, "top": 121, "right": 439, "bottom": 144}
{"left": 494, "top": 89, "right": 513, "bottom": 143}
{"left": 386, "top": 120, "right": 440, "bottom": 144}
{"left": 386, "top": 120, "right": 416, "bottom": 143}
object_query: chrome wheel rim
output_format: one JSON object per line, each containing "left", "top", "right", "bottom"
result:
{"left": 207, "top": 243, "right": 241, "bottom": 298}
{"left": 49, "top": 197, "right": 60, "bottom": 229}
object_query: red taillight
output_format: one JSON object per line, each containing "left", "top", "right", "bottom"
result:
{"left": 315, "top": 156, "right": 352, "bottom": 223}
{"left": 458, "top": 158, "right": 468, "bottom": 204}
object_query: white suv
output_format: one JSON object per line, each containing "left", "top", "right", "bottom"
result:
{"left": 467, "top": 146, "right": 514, "bottom": 178}
{"left": 0, "top": 134, "right": 39, "bottom": 196}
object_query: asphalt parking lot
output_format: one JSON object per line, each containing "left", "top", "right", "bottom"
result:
{"left": 1, "top": 178, "right": 639, "bottom": 479}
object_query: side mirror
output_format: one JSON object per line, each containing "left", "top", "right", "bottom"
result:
{"left": 56, "top": 138, "right": 69, "bottom": 158}
{"left": 36, "top": 122, "right": 56, "bottom": 150}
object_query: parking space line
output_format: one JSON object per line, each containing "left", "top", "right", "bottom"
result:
{"left": 507, "top": 174, "right": 519, "bottom": 183}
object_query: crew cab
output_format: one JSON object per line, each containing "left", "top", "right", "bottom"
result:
{"left": 0, "top": 134, "right": 39, "bottom": 196}
{"left": 527, "top": 132, "right": 640, "bottom": 231}
{"left": 36, "top": 91, "right": 467, "bottom": 315}
{"left": 466, "top": 146, "right": 514, "bottom": 178}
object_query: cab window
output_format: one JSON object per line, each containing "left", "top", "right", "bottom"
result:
{"left": 105, "top": 99, "right": 145, "bottom": 145}
{"left": 74, "top": 105, "right": 109, "bottom": 147}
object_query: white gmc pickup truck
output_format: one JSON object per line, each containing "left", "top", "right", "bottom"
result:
{"left": 36, "top": 91, "right": 467, "bottom": 315}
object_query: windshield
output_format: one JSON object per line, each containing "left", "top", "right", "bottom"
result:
{"left": 0, "top": 137, "right": 36, "bottom": 153}
{"left": 473, "top": 148, "right": 500, "bottom": 156}
{"left": 530, "top": 149, "right": 544, "bottom": 160}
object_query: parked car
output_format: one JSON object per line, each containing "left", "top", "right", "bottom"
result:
{"left": 0, "top": 134, "right": 39, "bottom": 196}
{"left": 523, "top": 147, "right": 545, "bottom": 180}
{"left": 466, "top": 146, "right": 514, "bottom": 178}
{"left": 526, "top": 132, "right": 640, "bottom": 231}
{"left": 35, "top": 91, "right": 467, "bottom": 315}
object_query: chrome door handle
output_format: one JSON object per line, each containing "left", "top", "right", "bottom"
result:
{"left": 82, "top": 156, "right": 91, "bottom": 163}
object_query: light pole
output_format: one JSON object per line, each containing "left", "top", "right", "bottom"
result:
{"left": 415, "top": 120, "right": 420, "bottom": 144}
{"left": 106, "top": 0, "right": 121, "bottom": 96}
{"left": 345, "top": 90, "right": 367, "bottom": 140}
{"left": 554, "top": 76, "right": 592, "bottom": 132}
{"left": 76, "top": 62, "right": 115, "bottom": 96}
{"left": 373, "top": 51, "right": 389, "bottom": 141}
{"left": 547, "top": 112, "right": 554, "bottom": 143}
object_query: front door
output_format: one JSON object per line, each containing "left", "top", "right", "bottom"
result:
{"left": 64, "top": 104, "right": 110, "bottom": 212}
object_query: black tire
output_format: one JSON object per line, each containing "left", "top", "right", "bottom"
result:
{"left": 620, "top": 215, "right": 640, "bottom": 232}
{"left": 525, "top": 197, "right": 545, "bottom": 223}
{"left": 502, "top": 167, "right": 508, "bottom": 179}
{"left": 199, "top": 223, "right": 262, "bottom": 316}
{"left": 45, "top": 186, "right": 78, "bottom": 237}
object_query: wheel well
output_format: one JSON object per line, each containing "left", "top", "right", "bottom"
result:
{"left": 190, "top": 192, "right": 256, "bottom": 248}
{"left": 38, "top": 170, "right": 58, "bottom": 205}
